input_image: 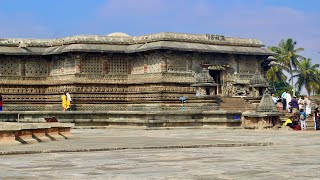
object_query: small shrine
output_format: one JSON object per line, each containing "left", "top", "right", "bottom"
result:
{"left": 191, "top": 64, "right": 219, "bottom": 97}
{"left": 242, "top": 89, "right": 283, "bottom": 129}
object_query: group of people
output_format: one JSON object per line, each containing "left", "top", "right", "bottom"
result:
{"left": 272, "top": 90, "right": 318, "bottom": 131}
{"left": 284, "top": 107, "right": 320, "bottom": 131}
{"left": 61, "top": 91, "right": 72, "bottom": 111}
{"left": 272, "top": 91, "right": 312, "bottom": 116}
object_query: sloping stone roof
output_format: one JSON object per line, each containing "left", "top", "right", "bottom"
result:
{"left": 0, "top": 32, "right": 275, "bottom": 56}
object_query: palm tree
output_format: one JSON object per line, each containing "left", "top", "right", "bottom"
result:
{"left": 291, "top": 58, "right": 319, "bottom": 95}
{"left": 266, "top": 65, "right": 287, "bottom": 92}
{"left": 310, "top": 69, "right": 320, "bottom": 95}
{"left": 269, "top": 39, "right": 304, "bottom": 96}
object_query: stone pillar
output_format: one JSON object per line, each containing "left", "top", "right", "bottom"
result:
{"left": 185, "top": 53, "right": 192, "bottom": 72}
{"left": 160, "top": 56, "right": 167, "bottom": 72}
{"left": 74, "top": 54, "right": 82, "bottom": 74}
{"left": 102, "top": 59, "right": 109, "bottom": 74}
{"left": 19, "top": 58, "right": 26, "bottom": 76}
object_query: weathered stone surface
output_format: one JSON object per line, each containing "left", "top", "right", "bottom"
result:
{"left": 0, "top": 32, "right": 272, "bottom": 113}
{"left": 0, "top": 129, "right": 320, "bottom": 179}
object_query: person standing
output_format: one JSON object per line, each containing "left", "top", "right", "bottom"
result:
{"left": 286, "top": 92, "right": 292, "bottom": 112}
{"left": 271, "top": 93, "right": 278, "bottom": 105}
{"left": 66, "top": 91, "right": 72, "bottom": 111}
{"left": 314, "top": 107, "right": 320, "bottom": 130}
{"left": 0, "top": 93, "right": 3, "bottom": 111}
{"left": 61, "top": 92, "right": 68, "bottom": 111}
{"left": 276, "top": 96, "right": 283, "bottom": 110}
{"left": 290, "top": 96, "right": 299, "bottom": 114}
{"left": 299, "top": 109, "right": 307, "bottom": 131}
{"left": 305, "top": 96, "right": 312, "bottom": 116}
{"left": 298, "top": 96, "right": 305, "bottom": 111}
{"left": 281, "top": 91, "right": 288, "bottom": 110}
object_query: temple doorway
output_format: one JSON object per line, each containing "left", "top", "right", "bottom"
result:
{"left": 209, "top": 70, "right": 222, "bottom": 94}
{"left": 209, "top": 70, "right": 221, "bottom": 84}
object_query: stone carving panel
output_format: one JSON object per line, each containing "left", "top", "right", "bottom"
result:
{"left": 108, "top": 55, "right": 128, "bottom": 74}
{"left": 238, "top": 55, "right": 257, "bottom": 74}
{"left": 81, "top": 55, "right": 102, "bottom": 74}
{"left": 145, "top": 53, "right": 161, "bottom": 73}
{"left": 0, "top": 56, "right": 19, "bottom": 76}
{"left": 167, "top": 52, "right": 187, "bottom": 72}
{"left": 25, "top": 58, "right": 49, "bottom": 77}
{"left": 50, "top": 56, "right": 64, "bottom": 76}
{"left": 131, "top": 55, "right": 144, "bottom": 74}
{"left": 64, "top": 56, "right": 75, "bottom": 74}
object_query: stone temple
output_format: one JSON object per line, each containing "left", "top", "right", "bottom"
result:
{"left": 0, "top": 32, "right": 275, "bottom": 127}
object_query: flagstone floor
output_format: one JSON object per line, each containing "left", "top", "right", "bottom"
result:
{"left": 0, "top": 128, "right": 320, "bottom": 179}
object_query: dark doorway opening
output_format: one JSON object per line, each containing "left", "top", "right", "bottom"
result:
{"left": 205, "top": 87, "right": 210, "bottom": 95}
{"left": 209, "top": 70, "right": 221, "bottom": 84}
{"left": 259, "top": 88, "right": 263, "bottom": 96}
{"left": 209, "top": 70, "right": 222, "bottom": 94}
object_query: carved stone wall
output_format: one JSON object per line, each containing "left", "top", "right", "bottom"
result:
{"left": 81, "top": 54, "right": 102, "bottom": 74}
{"left": 0, "top": 50, "right": 268, "bottom": 111}
{"left": 107, "top": 54, "right": 128, "bottom": 74}
{"left": 167, "top": 52, "right": 188, "bottom": 72}
{"left": 25, "top": 57, "right": 49, "bottom": 77}
{"left": 131, "top": 54, "right": 144, "bottom": 74}
{"left": 0, "top": 56, "right": 20, "bottom": 76}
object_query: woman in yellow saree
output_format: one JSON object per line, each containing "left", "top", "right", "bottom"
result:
{"left": 61, "top": 92, "right": 69, "bottom": 111}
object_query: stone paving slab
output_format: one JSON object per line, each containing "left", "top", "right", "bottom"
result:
{"left": 0, "top": 129, "right": 271, "bottom": 155}
{"left": 1, "top": 129, "right": 320, "bottom": 179}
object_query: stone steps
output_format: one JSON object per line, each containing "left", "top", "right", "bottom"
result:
{"left": 219, "top": 97, "right": 256, "bottom": 111}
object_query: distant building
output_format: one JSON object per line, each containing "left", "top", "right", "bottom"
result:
{"left": 0, "top": 32, "right": 274, "bottom": 111}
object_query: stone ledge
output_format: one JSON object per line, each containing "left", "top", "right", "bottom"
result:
{"left": 0, "top": 142, "right": 273, "bottom": 155}
{"left": 0, "top": 122, "right": 74, "bottom": 145}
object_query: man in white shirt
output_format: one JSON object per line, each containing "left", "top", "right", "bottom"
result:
{"left": 281, "top": 91, "right": 288, "bottom": 110}
{"left": 271, "top": 93, "right": 277, "bottom": 104}
{"left": 66, "top": 91, "right": 72, "bottom": 111}
{"left": 305, "top": 96, "right": 312, "bottom": 115}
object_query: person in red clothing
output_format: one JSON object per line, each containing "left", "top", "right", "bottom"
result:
{"left": 0, "top": 93, "right": 3, "bottom": 111}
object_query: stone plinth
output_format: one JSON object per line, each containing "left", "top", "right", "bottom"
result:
{"left": 0, "top": 122, "right": 74, "bottom": 145}
{"left": 0, "top": 110, "right": 242, "bottom": 128}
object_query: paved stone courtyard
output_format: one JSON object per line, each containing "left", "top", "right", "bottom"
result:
{"left": 1, "top": 128, "right": 320, "bottom": 179}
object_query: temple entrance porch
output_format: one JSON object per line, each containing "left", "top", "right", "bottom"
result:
{"left": 209, "top": 70, "right": 223, "bottom": 95}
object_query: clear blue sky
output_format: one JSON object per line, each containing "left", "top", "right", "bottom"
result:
{"left": 0, "top": 0, "right": 319, "bottom": 64}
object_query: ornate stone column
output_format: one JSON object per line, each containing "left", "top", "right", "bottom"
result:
{"left": 160, "top": 56, "right": 167, "bottom": 72}
{"left": 74, "top": 53, "right": 84, "bottom": 74}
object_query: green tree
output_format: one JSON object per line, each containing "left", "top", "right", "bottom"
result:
{"left": 269, "top": 39, "right": 304, "bottom": 96}
{"left": 291, "top": 58, "right": 319, "bottom": 95}
{"left": 309, "top": 69, "right": 320, "bottom": 95}
{"left": 266, "top": 65, "right": 287, "bottom": 92}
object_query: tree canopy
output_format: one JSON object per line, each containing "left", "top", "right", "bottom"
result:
{"left": 268, "top": 38, "right": 319, "bottom": 96}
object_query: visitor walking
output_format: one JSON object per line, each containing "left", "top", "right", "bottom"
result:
{"left": 299, "top": 109, "right": 307, "bottom": 131}
{"left": 281, "top": 91, "right": 288, "bottom": 110}
{"left": 290, "top": 96, "right": 299, "bottom": 114}
{"left": 0, "top": 93, "right": 3, "bottom": 111}
{"left": 61, "top": 92, "right": 70, "bottom": 111}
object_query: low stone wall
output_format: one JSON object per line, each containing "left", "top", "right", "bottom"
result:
{"left": 0, "top": 122, "right": 73, "bottom": 145}
{"left": 0, "top": 111, "right": 243, "bottom": 128}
